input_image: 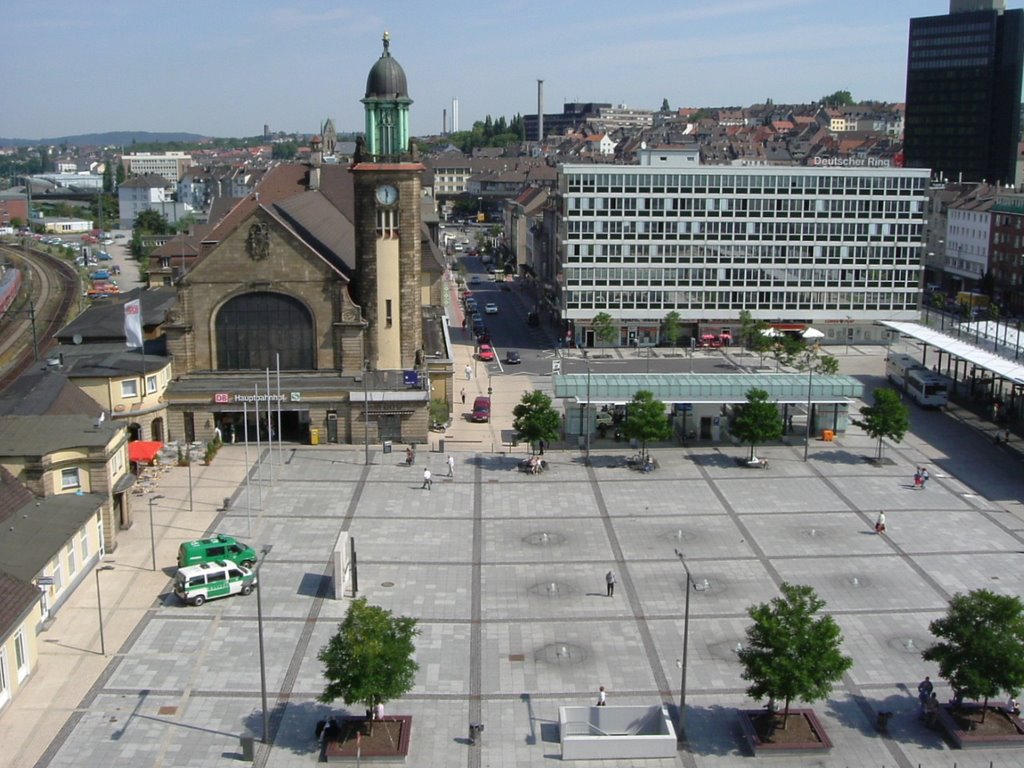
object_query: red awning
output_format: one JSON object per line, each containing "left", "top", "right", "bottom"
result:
{"left": 128, "top": 441, "right": 163, "bottom": 464}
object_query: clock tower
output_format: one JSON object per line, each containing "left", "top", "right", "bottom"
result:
{"left": 352, "top": 32, "right": 424, "bottom": 373}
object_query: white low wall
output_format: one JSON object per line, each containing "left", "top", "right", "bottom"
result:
{"left": 559, "top": 704, "right": 677, "bottom": 760}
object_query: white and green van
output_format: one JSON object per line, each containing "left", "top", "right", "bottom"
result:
{"left": 173, "top": 560, "right": 257, "bottom": 606}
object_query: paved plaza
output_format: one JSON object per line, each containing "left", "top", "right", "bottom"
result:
{"left": 9, "top": 394, "right": 1024, "bottom": 768}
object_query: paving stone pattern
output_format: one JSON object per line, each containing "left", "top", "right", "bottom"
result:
{"left": 37, "top": 428, "right": 1024, "bottom": 768}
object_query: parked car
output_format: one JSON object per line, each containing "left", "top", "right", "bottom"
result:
{"left": 89, "top": 270, "right": 111, "bottom": 280}
{"left": 96, "top": 251, "right": 112, "bottom": 260}
{"left": 464, "top": 298, "right": 478, "bottom": 313}
{"left": 471, "top": 396, "right": 491, "bottom": 423}
{"left": 504, "top": 350, "right": 521, "bottom": 364}
{"left": 484, "top": 302, "right": 499, "bottom": 314}
{"left": 478, "top": 343, "right": 495, "bottom": 361}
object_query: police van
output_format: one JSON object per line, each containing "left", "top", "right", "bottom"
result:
{"left": 177, "top": 534, "right": 257, "bottom": 569}
{"left": 173, "top": 560, "right": 257, "bottom": 606}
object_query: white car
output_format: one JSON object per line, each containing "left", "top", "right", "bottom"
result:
{"left": 484, "top": 303, "right": 499, "bottom": 314}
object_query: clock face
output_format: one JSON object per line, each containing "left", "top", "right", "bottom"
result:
{"left": 375, "top": 185, "right": 398, "bottom": 206}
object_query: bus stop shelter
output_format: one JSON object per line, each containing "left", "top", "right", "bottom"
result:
{"left": 553, "top": 373, "right": 864, "bottom": 443}
{"left": 880, "top": 321, "right": 1024, "bottom": 422}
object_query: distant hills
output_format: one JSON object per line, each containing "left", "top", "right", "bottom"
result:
{"left": 0, "top": 132, "right": 211, "bottom": 148}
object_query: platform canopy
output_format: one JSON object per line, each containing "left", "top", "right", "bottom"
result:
{"left": 553, "top": 373, "right": 863, "bottom": 405}
{"left": 879, "top": 321, "right": 1024, "bottom": 387}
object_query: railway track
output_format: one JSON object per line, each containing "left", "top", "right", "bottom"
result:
{"left": 0, "top": 242, "right": 80, "bottom": 392}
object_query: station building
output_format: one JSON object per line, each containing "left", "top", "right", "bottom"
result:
{"left": 159, "top": 34, "right": 450, "bottom": 447}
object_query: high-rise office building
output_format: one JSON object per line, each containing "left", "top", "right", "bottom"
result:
{"left": 904, "top": 0, "right": 1024, "bottom": 186}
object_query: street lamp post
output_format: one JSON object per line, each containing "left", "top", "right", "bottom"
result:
{"left": 801, "top": 327, "right": 824, "bottom": 462}
{"left": 148, "top": 495, "right": 163, "bottom": 571}
{"left": 674, "top": 549, "right": 695, "bottom": 742}
{"left": 94, "top": 564, "right": 115, "bottom": 655}
{"left": 585, "top": 356, "right": 591, "bottom": 460}
{"left": 363, "top": 360, "right": 370, "bottom": 466}
{"left": 255, "top": 544, "right": 274, "bottom": 744}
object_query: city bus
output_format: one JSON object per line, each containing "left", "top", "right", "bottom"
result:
{"left": 886, "top": 353, "right": 949, "bottom": 407}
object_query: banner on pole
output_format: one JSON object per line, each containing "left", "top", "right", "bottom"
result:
{"left": 124, "top": 299, "right": 143, "bottom": 349}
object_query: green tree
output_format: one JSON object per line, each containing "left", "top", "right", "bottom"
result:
{"left": 512, "top": 390, "right": 561, "bottom": 454}
{"left": 619, "top": 390, "right": 671, "bottom": 459}
{"left": 662, "top": 311, "right": 682, "bottom": 348}
{"left": 851, "top": 388, "right": 909, "bottom": 461}
{"left": 271, "top": 141, "right": 298, "bottom": 160}
{"left": 318, "top": 597, "right": 419, "bottom": 722}
{"left": 737, "top": 583, "right": 853, "bottom": 727}
{"left": 115, "top": 162, "right": 126, "bottom": 186}
{"left": 591, "top": 312, "right": 617, "bottom": 346}
{"left": 738, "top": 310, "right": 772, "bottom": 356}
{"left": 732, "top": 388, "right": 783, "bottom": 461}
{"left": 813, "top": 354, "right": 839, "bottom": 375}
{"left": 660, "top": 98, "right": 671, "bottom": 112}
{"left": 922, "top": 589, "right": 1024, "bottom": 722}
{"left": 134, "top": 208, "right": 171, "bottom": 234}
{"left": 820, "top": 89, "right": 854, "bottom": 107}
{"left": 102, "top": 162, "right": 113, "bottom": 194}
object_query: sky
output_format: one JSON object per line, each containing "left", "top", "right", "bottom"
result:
{"left": 2, "top": 0, "right": 1022, "bottom": 141}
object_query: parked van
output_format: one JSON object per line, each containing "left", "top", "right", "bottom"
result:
{"left": 173, "top": 560, "right": 257, "bottom": 606}
{"left": 177, "top": 534, "right": 257, "bottom": 568}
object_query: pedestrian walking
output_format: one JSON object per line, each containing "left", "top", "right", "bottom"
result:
{"left": 597, "top": 686, "right": 607, "bottom": 706}
{"left": 461, "top": 388, "right": 466, "bottom": 405}
{"left": 465, "top": 364, "right": 472, "bottom": 380}
{"left": 913, "top": 469, "right": 923, "bottom": 490}
{"left": 421, "top": 467, "right": 432, "bottom": 490}
{"left": 447, "top": 454, "right": 455, "bottom": 477}
{"left": 874, "top": 511, "right": 886, "bottom": 534}
{"left": 918, "top": 676, "right": 933, "bottom": 714}
{"left": 605, "top": 570, "right": 616, "bottom": 597}
{"left": 920, "top": 466, "right": 930, "bottom": 488}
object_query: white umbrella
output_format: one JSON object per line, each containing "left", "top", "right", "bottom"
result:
{"left": 760, "top": 327, "right": 783, "bottom": 338}
{"left": 801, "top": 327, "right": 825, "bottom": 340}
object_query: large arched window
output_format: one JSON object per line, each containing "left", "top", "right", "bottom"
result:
{"left": 216, "top": 292, "right": 315, "bottom": 370}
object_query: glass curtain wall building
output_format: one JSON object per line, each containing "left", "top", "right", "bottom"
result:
{"left": 904, "top": 2, "right": 1024, "bottom": 186}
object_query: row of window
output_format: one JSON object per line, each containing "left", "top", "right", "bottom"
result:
{"left": 0, "top": 629, "right": 30, "bottom": 707}
{"left": 570, "top": 243, "right": 916, "bottom": 262}
{"left": 564, "top": 266, "right": 916, "bottom": 287}
{"left": 564, "top": 289, "right": 917, "bottom": 312}
{"left": 121, "top": 374, "right": 160, "bottom": 399}
{"left": 565, "top": 172, "right": 927, "bottom": 195}
{"left": 565, "top": 220, "right": 921, "bottom": 239}
{"left": 570, "top": 196, "right": 923, "bottom": 216}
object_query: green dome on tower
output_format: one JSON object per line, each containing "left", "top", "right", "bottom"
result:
{"left": 361, "top": 31, "right": 413, "bottom": 160}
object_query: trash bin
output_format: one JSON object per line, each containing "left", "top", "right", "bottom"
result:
{"left": 383, "top": 440, "right": 393, "bottom": 454}
{"left": 222, "top": 497, "right": 231, "bottom": 511}
{"left": 822, "top": 429, "right": 835, "bottom": 442}
{"left": 310, "top": 428, "right": 320, "bottom": 445}
{"left": 239, "top": 734, "right": 255, "bottom": 760}
{"left": 469, "top": 722, "right": 484, "bottom": 745}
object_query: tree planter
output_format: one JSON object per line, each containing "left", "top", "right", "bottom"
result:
{"left": 325, "top": 716, "right": 412, "bottom": 762}
{"left": 935, "top": 704, "right": 1024, "bottom": 749}
{"left": 738, "top": 709, "right": 832, "bottom": 755}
